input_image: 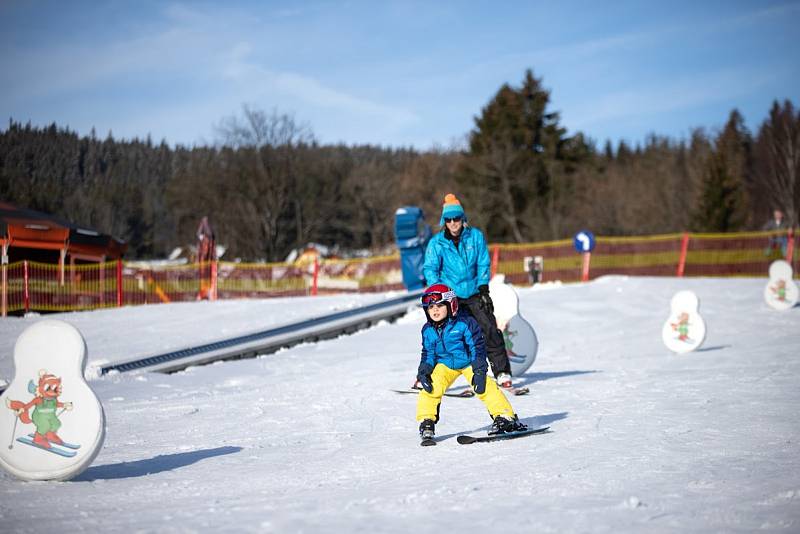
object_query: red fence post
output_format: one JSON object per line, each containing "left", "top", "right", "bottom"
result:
{"left": 117, "top": 259, "right": 123, "bottom": 307}
{"left": 677, "top": 232, "right": 690, "bottom": 277}
{"left": 581, "top": 252, "right": 591, "bottom": 282}
{"left": 786, "top": 228, "right": 795, "bottom": 264}
{"left": 1, "top": 262, "right": 6, "bottom": 318}
{"left": 1, "top": 243, "right": 6, "bottom": 317}
{"left": 311, "top": 257, "right": 319, "bottom": 296}
{"left": 211, "top": 260, "right": 218, "bottom": 301}
{"left": 23, "top": 260, "right": 30, "bottom": 314}
{"left": 491, "top": 245, "right": 500, "bottom": 278}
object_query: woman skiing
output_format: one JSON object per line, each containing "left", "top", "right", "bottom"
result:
{"left": 422, "top": 193, "right": 514, "bottom": 389}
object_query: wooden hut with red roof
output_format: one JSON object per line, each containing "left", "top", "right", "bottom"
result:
{"left": 0, "top": 201, "right": 127, "bottom": 268}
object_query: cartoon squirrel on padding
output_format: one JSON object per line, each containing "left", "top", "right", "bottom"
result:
{"left": 5, "top": 370, "right": 73, "bottom": 449}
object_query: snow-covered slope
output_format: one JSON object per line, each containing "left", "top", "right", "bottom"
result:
{"left": 1, "top": 276, "right": 798, "bottom": 532}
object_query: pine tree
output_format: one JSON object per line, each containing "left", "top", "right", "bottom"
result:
{"left": 753, "top": 99, "right": 800, "bottom": 227}
{"left": 456, "top": 69, "right": 589, "bottom": 242}
{"left": 691, "top": 110, "right": 751, "bottom": 231}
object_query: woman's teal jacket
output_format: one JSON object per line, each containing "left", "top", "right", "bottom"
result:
{"left": 423, "top": 226, "right": 490, "bottom": 299}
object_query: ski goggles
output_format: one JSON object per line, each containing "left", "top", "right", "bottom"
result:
{"left": 421, "top": 290, "right": 455, "bottom": 307}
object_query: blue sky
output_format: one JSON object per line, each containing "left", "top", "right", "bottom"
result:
{"left": 1, "top": 1, "right": 798, "bottom": 150}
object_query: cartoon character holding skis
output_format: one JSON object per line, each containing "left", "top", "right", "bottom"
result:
{"left": 769, "top": 279, "right": 787, "bottom": 302}
{"left": 5, "top": 370, "right": 73, "bottom": 451}
{"left": 670, "top": 312, "right": 691, "bottom": 342}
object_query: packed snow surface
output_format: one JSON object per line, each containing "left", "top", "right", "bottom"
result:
{"left": 1, "top": 276, "right": 798, "bottom": 532}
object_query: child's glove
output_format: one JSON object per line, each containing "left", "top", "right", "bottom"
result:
{"left": 471, "top": 371, "right": 486, "bottom": 395}
{"left": 478, "top": 284, "right": 494, "bottom": 314}
{"left": 417, "top": 363, "right": 434, "bottom": 393}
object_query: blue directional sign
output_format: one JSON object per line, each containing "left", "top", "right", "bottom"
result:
{"left": 573, "top": 230, "right": 596, "bottom": 253}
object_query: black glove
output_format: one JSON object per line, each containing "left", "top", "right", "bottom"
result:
{"left": 417, "top": 363, "right": 434, "bottom": 393}
{"left": 478, "top": 284, "right": 494, "bottom": 314}
{"left": 471, "top": 370, "right": 486, "bottom": 395}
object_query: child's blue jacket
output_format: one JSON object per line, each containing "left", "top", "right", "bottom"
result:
{"left": 419, "top": 313, "right": 488, "bottom": 374}
{"left": 423, "top": 226, "right": 490, "bottom": 299}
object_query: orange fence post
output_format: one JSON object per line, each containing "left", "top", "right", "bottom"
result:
{"left": 580, "top": 252, "right": 591, "bottom": 282}
{"left": 59, "top": 248, "right": 66, "bottom": 286}
{"left": 677, "top": 232, "right": 690, "bottom": 277}
{"left": 491, "top": 245, "right": 500, "bottom": 278}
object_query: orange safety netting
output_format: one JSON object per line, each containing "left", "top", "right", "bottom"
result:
{"left": 1, "top": 260, "right": 119, "bottom": 313}
{"left": 1, "top": 229, "right": 796, "bottom": 315}
{"left": 494, "top": 230, "right": 797, "bottom": 285}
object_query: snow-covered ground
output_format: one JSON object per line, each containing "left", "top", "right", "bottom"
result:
{"left": 0, "top": 276, "right": 798, "bottom": 532}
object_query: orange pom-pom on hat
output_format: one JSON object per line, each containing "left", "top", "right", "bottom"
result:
{"left": 439, "top": 193, "right": 466, "bottom": 225}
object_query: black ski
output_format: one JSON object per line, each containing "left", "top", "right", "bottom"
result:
{"left": 392, "top": 388, "right": 475, "bottom": 398}
{"left": 456, "top": 426, "right": 550, "bottom": 444}
{"left": 420, "top": 437, "right": 437, "bottom": 447}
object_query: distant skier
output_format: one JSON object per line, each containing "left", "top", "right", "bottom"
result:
{"left": 415, "top": 284, "right": 526, "bottom": 444}
{"left": 421, "top": 193, "right": 514, "bottom": 389}
{"left": 762, "top": 208, "right": 789, "bottom": 257}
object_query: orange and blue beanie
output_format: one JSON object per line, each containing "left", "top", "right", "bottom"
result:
{"left": 439, "top": 193, "right": 467, "bottom": 226}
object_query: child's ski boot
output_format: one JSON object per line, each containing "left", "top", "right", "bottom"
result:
{"left": 488, "top": 414, "right": 527, "bottom": 436}
{"left": 419, "top": 419, "right": 436, "bottom": 446}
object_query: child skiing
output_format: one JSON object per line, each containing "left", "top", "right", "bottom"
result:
{"left": 416, "top": 283, "right": 526, "bottom": 444}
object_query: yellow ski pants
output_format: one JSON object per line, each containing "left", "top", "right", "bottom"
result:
{"left": 416, "top": 363, "right": 515, "bottom": 422}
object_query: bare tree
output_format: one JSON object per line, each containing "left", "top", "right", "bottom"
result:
{"left": 216, "top": 105, "right": 315, "bottom": 260}
{"left": 459, "top": 138, "right": 529, "bottom": 242}
{"left": 395, "top": 149, "right": 461, "bottom": 227}
{"left": 344, "top": 153, "right": 410, "bottom": 250}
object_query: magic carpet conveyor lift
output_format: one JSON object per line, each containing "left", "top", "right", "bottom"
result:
{"left": 98, "top": 291, "right": 423, "bottom": 375}
{"left": 0, "top": 292, "right": 421, "bottom": 394}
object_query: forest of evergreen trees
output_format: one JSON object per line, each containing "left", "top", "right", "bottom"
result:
{"left": 1, "top": 70, "right": 798, "bottom": 261}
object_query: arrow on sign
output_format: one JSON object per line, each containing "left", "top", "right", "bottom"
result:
{"left": 576, "top": 232, "right": 591, "bottom": 252}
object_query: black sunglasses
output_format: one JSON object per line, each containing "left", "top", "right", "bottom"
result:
{"left": 444, "top": 216, "right": 462, "bottom": 223}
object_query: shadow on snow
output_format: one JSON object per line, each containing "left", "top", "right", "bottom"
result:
{"left": 695, "top": 345, "right": 732, "bottom": 352}
{"left": 73, "top": 446, "right": 243, "bottom": 481}
{"left": 516, "top": 370, "right": 599, "bottom": 387}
